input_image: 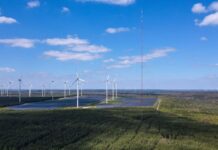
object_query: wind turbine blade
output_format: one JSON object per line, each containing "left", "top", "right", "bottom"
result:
{"left": 76, "top": 73, "right": 79, "bottom": 78}
{"left": 72, "top": 79, "right": 78, "bottom": 85}
{"left": 79, "top": 79, "right": 85, "bottom": 82}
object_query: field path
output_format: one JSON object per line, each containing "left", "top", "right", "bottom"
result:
{"left": 156, "top": 99, "right": 161, "bottom": 111}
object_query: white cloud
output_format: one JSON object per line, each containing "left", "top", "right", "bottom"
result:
{"left": 0, "top": 67, "right": 16, "bottom": 73}
{"left": 209, "top": 1, "right": 218, "bottom": 11}
{"left": 108, "top": 48, "right": 175, "bottom": 69}
{"left": 0, "top": 36, "right": 109, "bottom": 61}
{"left": 62, "top": 7, "right": 70, "bottom": 13}
{"left": 27, "top": 0, "right": 40, "bottom": 8}
{"left": 70, "top": 44, "right": 110, "bottom": 53}
{"left": 0, "top": 38, "right": 36, "bottom": 48}
{"left": 76, "top": 0, "right": 135, "bottom": 6}
{"left": 43, "top": 36, "right": 109, "bottom": 61}
{"left": 43, "top": 36, "right": 110, "bottom": 62}
{"left": 107, "top": 64, "right": 130, "bottom": 69}
{"left": 44, "top": 50, "right": 101, "bottom": 61}
{"left": 192, "top": 3, "right": 207, "bottom": 13}
{"left": 193, "top": 1, "right": 218, "bottom": 26}
{"left": 44, "top": 37, "right": 88, "bottom": 46}
{"left": 119, "top": 48, "right": 175, "bottom": 65}
{"left": 200, "top": 36, "right": 208, "bottom": 41}
{"left": 103, "top": 58, "right": 115, "bottom": 63}
{"left": 45, "top": 36, "right": 110, "bottom": 53}
{"left": 198, "top": 12, "right": 218, "bottom": 26}
{"left": 106, "top": 27, "right": 130, "bottom": 34}
{"left": 0, "top": 16, "right": 17, "bottom": 24}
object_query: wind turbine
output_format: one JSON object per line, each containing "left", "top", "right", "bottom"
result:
{"left": 105, "top": 75, "right": 110, "bottom": 104}
{"left": 41, "top": 84, "right": 45, "bottom": 97}
{"left": 72, "top": 74, "right": 85, "bottom": 108}
{"left": 50, "top": 81, "right": 55, "bottom": 100}
{"left": 68, "top": 83, "right": 71, "bottom": 96}
{"left": 111, "top": 79, "right": 116, "bottom": 100}
{"left": 64, "top": 81, "right": 71, "bottom": 96}
{"left": 4, "top": 84, "right": 6, "bottom": 95}
{"left": 79, "top": 82, "right": 83, "bottom": 96}
{"left": 7, "top": 81, "right": 12, "bottom": 97}
{"left": 115, "top": 82, "right": 118, "bottom": 99}
{"left": 18, "top": 78, "right": 22, "bottom": 103}
{"left": 0, "top": 84, "right": 3, "bottom": 96}
{"left": 6, "top": 82, "right": 9, "bottom": 97}
{"left": 28, "top": 83, "right": 32, "bottom": 97}
{"left": 3, "top": 84, "right": 6, "bottom": 95}
{"left": 64, "top": 81, "right": 67, "bottom": 98}
{"left": 6, "top": 83, "right": 9, "bottom": 97}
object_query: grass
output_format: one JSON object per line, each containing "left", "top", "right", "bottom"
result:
{"left": 101, "top": 98, "right": 121, "bottom": 104}
{"left": 107, "top": 98, "right": 121, "bottom": 104}
{"left": 0, "top": 94, "right": 218, "bottom": 150}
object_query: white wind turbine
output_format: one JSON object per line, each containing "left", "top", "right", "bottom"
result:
{"left": 41, "top": 84, "right": 45, "bottom": 97}
{"left": 111, "top": 79, "right": 116, "bottom": 100}
{"left": 68, "top": 83, "right": 71, "bottom": 96}
{"left": 7, "top": 81, "right": 12, "bottom": 97}
{"left": 115, "top": 82, "right": 118, "bottom": 99}
{"left": 50, "top": 81, "right": 55, "bottom": 100}
{"left": 0, "top": 84, "right": 4, "bottom": 96}
{"left": 105, "top": 75, "right": 110, "bottom": 104}
{"left": 64, "top": 81, "right": 67, "bottom": 98}
{"left": 3, "top": 84, "right": 6, "bottom": 95}
{"left": 64, "top": 81, "right": 71, "bottom": 96}
{"left": 6, "top": 83, "right": 9, "bottom": 97}
{"left": 18, "top": 78, "right": 22, "bottom": 103}
{"left": 0, "top": 85, "right": 4, "bottom": 96}
{"left": 72, "top": 74, "right": 85, "bottom": 108}
{"left": 2, "top": 84, "right": 6, "bottom": 96}
{"left": 111, "top": 79, "right": 118, "bottom": 100}
{"left": 28, "top": 83, "right": 32, "bottom": 97}
{"left": 79, "top": 82, "right": 84, "bottom": 96}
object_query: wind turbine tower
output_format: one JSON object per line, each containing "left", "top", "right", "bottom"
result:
{"left": 7, "top": 81, "right": 12, "bottom": 97}
{"left": 111, "top": 79, "right": 116, "bottom": 100}
{"left": 41, "top": 84, "right": 45, "bottom": 97}
{"left": 29, "top": 83, "right": 32, "bottom": 97}
{"left": 140, "top": 10, "right": 144, "bottom": 101}
{"left": 105, "top": 75, "right": 110, "bottom": 104}
{"left": 80, "top": 83, "right": 83, "bottom": 96}
{"left": 0, "top": 85, "right": 3, "bottom": 96}
{"left": 6, "top": 83, "right": 9, "bottom": 97}
{"left": 51, "top": 81, "right": 54, "bottom": 100}
{"left": 68, "top": 82, "right": 71, "bottom": 96}
{"left": 64, "top": 81, "right": 67, "bottom": 98}
{"left": 73, "top": 74, "right": 85, "bottom": 108}
{"left": 115, "top": 82, "right": 118, "bottom": 99}
{"left": 18, "top": 78, "right": 22, "bottom": 103}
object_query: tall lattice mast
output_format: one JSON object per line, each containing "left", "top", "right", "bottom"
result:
{"left": 140, "top": 10, "right": 144, "bottom": 100}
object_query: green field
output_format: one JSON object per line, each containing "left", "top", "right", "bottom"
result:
{"left": 0, "top": 94, "right": 218, "bottom": 150}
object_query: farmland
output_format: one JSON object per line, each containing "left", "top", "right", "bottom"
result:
{"left": 0, "top": 92, "right": 218, "bottom": 150}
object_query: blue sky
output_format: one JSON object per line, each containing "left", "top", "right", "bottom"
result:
{"left": 0, "top": 0, "right": 218, "bottom": 89}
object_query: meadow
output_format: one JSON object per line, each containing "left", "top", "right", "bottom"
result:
{"left": 0, "top": 92, "right": 218, "bottom": 150}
